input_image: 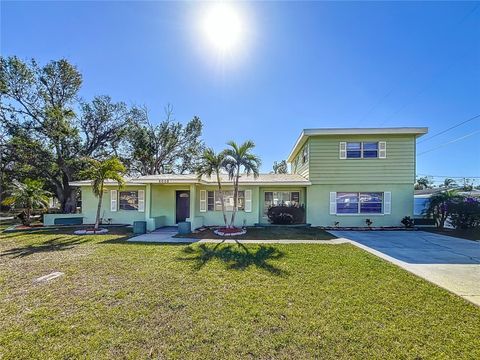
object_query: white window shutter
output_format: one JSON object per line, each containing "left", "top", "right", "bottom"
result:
{"left": 199, "top": 190, "right": 207, "bottom": 212}
{"left": 244, "top": 189, "right": 252, "bottom": 212}
{"left": 138, "top": 190, "right": 145, "bottom": 212}
{"left": 384, "top": 192, "right": 391, "bottom": 214}
{"left": 379, "top": 141, "right": 387, "bottom": 158}
{"left": 110, "top": 190, "right": 118, "bottom": 212}
{"left": 329, "top": 192, "right": 337, "bottom": 214}
{"left": 339, "top": 142, "right": 347, "bottom": 159}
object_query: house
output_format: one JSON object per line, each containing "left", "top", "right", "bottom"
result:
{"left": 45, "top": 127, "right": 428, "bottom": 230}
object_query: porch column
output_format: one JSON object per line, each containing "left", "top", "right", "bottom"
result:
{"left": 145, "top": 184, "right": 153, "bottom": 231}
{"left": 189, "top": 184, "right": 196, "bottom": 220}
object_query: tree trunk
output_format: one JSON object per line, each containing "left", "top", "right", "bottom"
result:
{"left": 94, "top": 186, "right": 103, "bottom": 231}
{"left": 230, "top": 169, "right": 240, "bottom": 228}
{"left": 216, "top": 172, "right": 228, "bottom": 227}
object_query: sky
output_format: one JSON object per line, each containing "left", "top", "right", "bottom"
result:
{"left": 1, "top": 1, "right": 479, "bottom": 183}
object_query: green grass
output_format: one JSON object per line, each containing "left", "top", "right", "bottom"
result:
{"left": 423, "top": 227, "right": 480, "bottom": 241}
{"left": 0, "top": 228, "right": 479, "bottom": 359}
{"left": 176, "top": 226, "right": 337, "bottom": 240}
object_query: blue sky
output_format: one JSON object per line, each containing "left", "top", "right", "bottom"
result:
{"left": 1, "top": 1, "right": 479, "bottom": 183}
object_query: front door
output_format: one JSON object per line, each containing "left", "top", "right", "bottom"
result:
{"left": 175, "top": 191, "right": 190, "bottom": 223}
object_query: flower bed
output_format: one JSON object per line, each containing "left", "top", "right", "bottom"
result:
{"left": 213, "top": 227, "right": 247, "bottom": 237}
{"left": 73, "top": 228, "right": 109, "bottom": 235}
{"left": 322, "top": 226, "right": 416, "bottom": 231}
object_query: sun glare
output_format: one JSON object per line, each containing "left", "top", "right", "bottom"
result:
{"left": 202, "top": 3, "right": 245, "bottom": 54}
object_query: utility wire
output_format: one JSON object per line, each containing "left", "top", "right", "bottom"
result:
{"left": 417, "top": 128, "right": 480, "bottom": 156}
{"left": 417, "top": 114, "right": 480, "bottom": 144}
{"left": 417, "top": 174, "right": 480, "bottom": 179}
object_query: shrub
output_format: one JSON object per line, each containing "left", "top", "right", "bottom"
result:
{"left": 401, "top": 216, "right": 415, "bottom": 228}
{"left": 448, "top": 197, "right": 480, "bottom": 229}
{"left": 365, "top": 219, "right": 373, "bottom": 228}
{"left": 267, "top": 204, "right": 305, "bottom": 225}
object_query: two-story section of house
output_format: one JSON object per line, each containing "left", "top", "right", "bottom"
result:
{"left": 288, "top": 127, "right": 428, "bottom": 227}
{"left": 55, "top": 127, "right": 427, "bottom": 230}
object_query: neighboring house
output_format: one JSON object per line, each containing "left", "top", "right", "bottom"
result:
{"left": 46, "top": 127, "right": 428, "bottom": 230}
{"left": 414, "top": 188, "right": 480, "bottom": 220}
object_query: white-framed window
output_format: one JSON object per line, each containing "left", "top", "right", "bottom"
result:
{"left": 346, "top": 142, "right": 379, "bottom": 159}
{"left": 119, "top": 191, "right": 139, "bottom": 210}
{"left": 302, "top": 144, "right": 309, "bottom": 164}
{"left": 207, "top": 190, "right": 245, "bottom": 211}
{"left": 336, "top": 192, "right": 383, "bottom": 214}
{"left": 264, "top": 191, "right": 300, "bottom": 215}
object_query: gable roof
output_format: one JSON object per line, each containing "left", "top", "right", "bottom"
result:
{"left": 287, "top": 127, "right": 428, "bottom": 162}
{"left": 69, "top": 173, "right": 311, "bottom": 187}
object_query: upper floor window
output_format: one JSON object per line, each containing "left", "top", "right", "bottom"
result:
{"left": 302, "top": 145, "right": 309, "bottom": 164}
{"left": 119, "top": 191, "right": 138, "bottom": 210}
{"left": 346, "top": 142, "right": 379, "bottom": 159}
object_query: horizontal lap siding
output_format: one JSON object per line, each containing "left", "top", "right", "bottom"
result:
{"left": 292, "top": 140, "right": 309, "bottom": 179}
{"left": 308, "top": 135, "right": 416, "bottom": 184}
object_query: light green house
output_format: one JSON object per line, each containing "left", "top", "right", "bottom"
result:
{"left": 46, "top": 127, "right": 427, "bottom": 230}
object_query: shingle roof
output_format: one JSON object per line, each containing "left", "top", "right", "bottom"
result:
{"left": 70, "top": 173, "right": 310, "bottom": 186}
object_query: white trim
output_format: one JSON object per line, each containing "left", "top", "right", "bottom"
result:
{"left": 329, "top": 192, "right": 336, "bottom": 214}
{"left": 138, "top": 190, "right": 145, "bottom": 212}
{"left": 339, "top": 142, "right": 347, "bottom": 159}
{"left": 110, "top": 190, "right": 117, "bottom": 212}
{"left": 384, "top": 191, "right": 392, "bottom": 214}
{"left": 379, "top": 141, "right": 387, "bottom": 158}
{"left": 244, "top": 189, "right": 252, "bottom": 212}
{"left": 199, "top": 190, "right": 207, "bottom": 213}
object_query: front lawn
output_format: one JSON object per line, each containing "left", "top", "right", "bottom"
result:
{"left": 0, "top": 228, "right": 479, "bottom": 359}
{"left": 423, "top": 227, "right": 480, "bottom": 241}
{"left": 177, "top": 226, "right": 337, "bottom": 240}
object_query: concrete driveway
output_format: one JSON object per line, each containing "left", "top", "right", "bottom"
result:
{"left": 330, "top": 230, "right": 480, "bottom": 306}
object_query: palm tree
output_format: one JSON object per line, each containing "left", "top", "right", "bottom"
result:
{"left": 196, "top": 148, "right": 228, "bottom": 227}
{"left": 2, "top": 179, "right": 51, "bottom": 226}
{"left": 424, "top": 189, "right": 462, "bottom": 229}
{"left": 442, "top": 178, "right": 457, "bottom": 188}
{"left": 223, "top": 140, "right": 261, "bottom": 228}
{"left": 81, "top": 157, "right": 126, "bottom": 230}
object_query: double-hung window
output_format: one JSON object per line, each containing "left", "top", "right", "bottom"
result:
{"left": 207, "top": 190, "right": 245, "bottom": 211}
{"left": 336, "top": 192, "right": 383, "bottom": 214}
{"left": 119, "top": 191, "right": 138, "bottom": 210}
{"left": 264, "top": 191, "right": 300, "bottom": 215}
{"left": 346, "top": 142, "right": 379, "bottom": 158}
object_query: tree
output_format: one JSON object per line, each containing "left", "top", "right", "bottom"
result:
{"left": 125, "top": 106, "right": 204, "bottom": 175}
{"left": 196, "top": 148, "right": 228, "bottom": 227}
{"left": 272, "top": 160, "right": 288, "bottom": 174}
{"left": 80, "top": 157, "right": 126, "bottom": 230}
{"left": 442, "top": 178, "right": 457, "bottom": 188}
{"left": 415, "top": 176, "right": 433, "bottom": 190}
{"left": 1, "top": 179, "right": 50, "bottom": 226}
{"left": 0, "top": 57, "right": 134, "bottom": 212}
{"left": 223, "top": 140, "right": 261, "bottom": 228}
{"left": 424, "top": 190, "right": 461, "bottom": 229}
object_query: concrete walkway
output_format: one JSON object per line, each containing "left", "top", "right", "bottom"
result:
{"left": 330, "top": 230, "right": 480, "bottom": 306}
{"left": 127, "top": 227, "right": 348, "bottom": 244}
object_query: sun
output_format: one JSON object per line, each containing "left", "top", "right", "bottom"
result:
{"left": 202, "top": 3, "right": 245, "bottom": 54}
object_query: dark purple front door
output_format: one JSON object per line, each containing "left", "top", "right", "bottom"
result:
{"left": 175, "top": 191, "right": 190, "bottom": 223}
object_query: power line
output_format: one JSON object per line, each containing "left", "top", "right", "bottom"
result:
{"left": 417, "top": 128, "right": 480, "bottom": 156}
{"left": 417, "top": 174, "right": 480, "bottom": 179}
{"left": 417, "top": 114, "right": 480, "bottom": 144}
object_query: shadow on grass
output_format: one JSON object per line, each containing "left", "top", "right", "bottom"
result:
{"left": 178, "top": 242, "right": 288, "bottom": 276}
{"left": 0, "top": 236, "right": 90, "bottom": 258}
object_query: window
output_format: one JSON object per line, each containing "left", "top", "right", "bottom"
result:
{"left": 264, "top": 191, "right": 300, "bottom": 214}
{"left": 336, "top": 192, "right": 383, "bottom": 214}
{"left": 209, "top": 191, "right": 245, "bottom": 211}
{"left": 207, "top": 191, "right": 215, "bottom": 211}
{"left": 346, "top": 142, "right": 379, "bottom": 158}
{"left": 363, "top": 142, "right": 378, "bottom": 158}
{"left": 346, "top": 142, "right": 362, "bottom": 158}
{"left": 119, "top": 191, "right": 138, "bottom": 210}
{"left": 302, "top": 145, "right": 309, "bottom": 164}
